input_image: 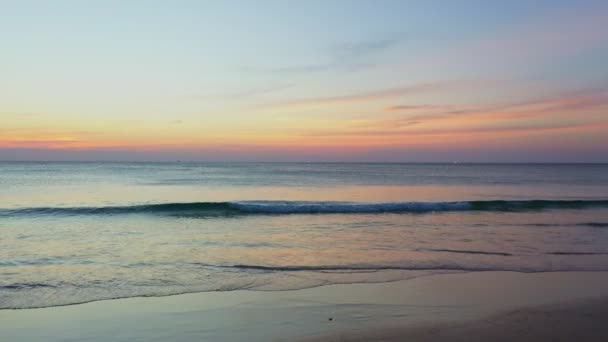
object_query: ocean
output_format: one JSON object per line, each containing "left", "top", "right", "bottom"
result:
{"left": 2, "top": 162, "right": 608, "bottom": 309}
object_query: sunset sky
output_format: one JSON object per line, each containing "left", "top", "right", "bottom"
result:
{"left": 1, "top": 0, "right": 607, "bottom": 162}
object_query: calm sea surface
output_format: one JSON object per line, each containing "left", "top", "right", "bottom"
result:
{"left": 2, "top": 162, "right": 608, "bottom": 309}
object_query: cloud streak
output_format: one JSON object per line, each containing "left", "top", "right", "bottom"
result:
{"left": 247, "top": 35, "right": 404, "bottom": 74}
{"left": 192, "top": 84, "right": 293, "bottom": 100}
{"left": 381, "top": 89, "right": 608, "bottom": 127}
{"left": 297, "top": 89, "right": 608, "bottom": 140}
{"left": 304, "top": 122, "right": 603, "bottom": 138}
{"left": 267, "top": 80, "right": 494, "bottom": 108}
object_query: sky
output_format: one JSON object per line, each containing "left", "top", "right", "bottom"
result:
{"left": 1, "top": 0, "right": 607, "bottom": 162}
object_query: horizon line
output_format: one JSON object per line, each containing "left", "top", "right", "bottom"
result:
{"left": 1, "top": 160, "right": 607, "bottom": 165}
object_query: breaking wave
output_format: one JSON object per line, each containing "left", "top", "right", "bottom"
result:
{"left": 2, "top": 200, "right": 608, "bottom": 218}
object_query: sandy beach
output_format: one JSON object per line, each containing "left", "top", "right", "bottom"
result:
{"left": 307, "top": 297, "right": 608, "bottom": 342}
{"left": 2, "top": 271, "right": 608, "bottom": 341}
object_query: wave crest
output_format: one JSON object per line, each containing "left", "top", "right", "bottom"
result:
{"left": 2, "top": 199, "right": 608, "bottom": 217}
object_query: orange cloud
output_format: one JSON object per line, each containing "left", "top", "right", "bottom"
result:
{"left": 382, "top": 90, "right": 608, "bottom": 126}
{"left": 264, "top": 80, "right": 498, "bottom": 109}
{"left": 2, "top": 88, "right": 607, "bottom": 156}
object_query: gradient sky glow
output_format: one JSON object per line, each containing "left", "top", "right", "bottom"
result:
{"left": 2, "top": 0, "right": 608, "bottom": 162}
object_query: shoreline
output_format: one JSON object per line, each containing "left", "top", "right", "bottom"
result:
{"left": 4, "top": 269, "right": 608, "bottom": 311}
{"left": 2, "top": 271, "right": 608, "bottom": 341}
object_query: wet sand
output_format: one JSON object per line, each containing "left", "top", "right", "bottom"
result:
{"left": 305, "top": 297, "right": 608, "bottom": 341}
{"left": 2, "top": 271, "right": 608, "bottom": 341}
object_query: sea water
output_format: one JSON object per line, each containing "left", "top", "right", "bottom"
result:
{"left": 1, "top": 162, "right": 608, "bottom": 309}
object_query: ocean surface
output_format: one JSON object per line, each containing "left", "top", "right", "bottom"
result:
{"left": 2, "top": 162, "right": 608, "bottom": 309}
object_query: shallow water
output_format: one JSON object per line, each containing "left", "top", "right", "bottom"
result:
{"left": 2, "top": 162, "right": 608, "bottom": 309}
